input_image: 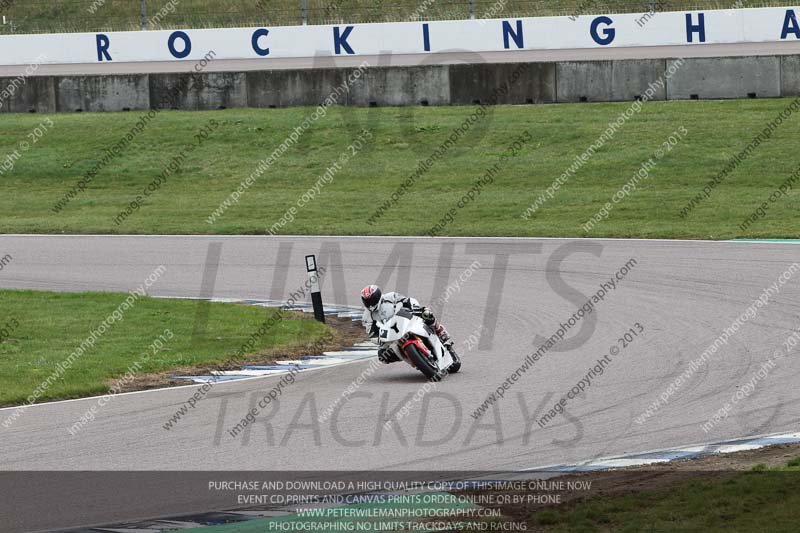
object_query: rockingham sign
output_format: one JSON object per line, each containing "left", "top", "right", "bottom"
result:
{"left": 1, "top": 7, "right": 799, "bottom": 66}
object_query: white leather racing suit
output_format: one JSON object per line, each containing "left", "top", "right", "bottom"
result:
{"left": 361, "top": 292, "right": 419, "bottom": 339}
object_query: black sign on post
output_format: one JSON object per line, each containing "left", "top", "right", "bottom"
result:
{"left": 306, "top": 255, "right": 325, "bottom": 323}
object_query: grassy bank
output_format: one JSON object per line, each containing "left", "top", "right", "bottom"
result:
{"left": 0, "top": 290, "right": 329, "bottom": 405}
{"left": 1, "top": 100, "right": 798, "bottom": 238}
{"left": 5, "top": 0, "right": 782, "bottom": 34}
{"left": 520, "top": 463, "right": 800, "bottom": 531}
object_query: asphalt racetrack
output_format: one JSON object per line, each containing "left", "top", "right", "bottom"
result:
{"left": 1, "top": 235, "right": 799, "bottom": 529}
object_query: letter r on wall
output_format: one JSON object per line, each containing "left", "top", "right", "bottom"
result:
{"left": 96, "top": 34, "right": 112, "bottom": 61}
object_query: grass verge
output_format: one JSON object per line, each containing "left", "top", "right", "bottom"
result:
{"left": 523, "top": 470, "right": 800, "bottom": 531}
{"left": 0, "top": 289, "right": 330, "bottom": 406}
{"left": 460, "top": 445, "right": 800, "bottom": 532}
{"left": 1, "top": 100, "right": 798, "bottom": 238}
{"left": 3, "top": 0, "right": 779, "bottom": 34}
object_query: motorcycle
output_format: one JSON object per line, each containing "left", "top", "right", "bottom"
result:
{"left": 376, "top": 300, "right": 461, "bottom": 381}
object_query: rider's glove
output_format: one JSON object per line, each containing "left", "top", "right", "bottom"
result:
{"left": 420, "top": 307, "right": 435, "bottom": 325}
{"left": 378, "top": 345, "right": 393, "bottom": 364}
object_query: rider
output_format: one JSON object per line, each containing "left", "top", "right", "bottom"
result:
{"left": 360, "top": 285, "right": 453, "bottom": 364}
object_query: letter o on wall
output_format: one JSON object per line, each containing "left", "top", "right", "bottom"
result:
{"left": 252, "top": 28, "right": 270, "bottom": 56}
{"left": 168, "top": 31, "right": 192, "bottom": 59}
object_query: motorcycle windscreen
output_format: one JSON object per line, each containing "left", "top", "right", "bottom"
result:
{"left": 377, "top": 301, "right": 397, "bottom": 322}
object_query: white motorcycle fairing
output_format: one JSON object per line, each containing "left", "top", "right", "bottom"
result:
{"left": 376, "top": 301, "right": 454, "bottom": 379}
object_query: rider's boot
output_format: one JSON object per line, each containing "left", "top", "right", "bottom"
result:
{"left": 421, "top": 308, "right": 453, "bottom": 348}
{"left": 434, "top": 323, "right": 453, "bottom": 347}
{"left": 438, "top": 323, "right": 461, "bottom": 374}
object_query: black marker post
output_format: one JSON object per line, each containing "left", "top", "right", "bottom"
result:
{"left": 306, "top": 255, "right": 325, "bottom": 323}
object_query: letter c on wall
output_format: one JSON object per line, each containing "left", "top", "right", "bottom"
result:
{"left": 252, "top": 28, "right": 270, "bottom": 56}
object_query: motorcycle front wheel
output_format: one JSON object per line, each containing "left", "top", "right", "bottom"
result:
{"left": 447, "top": 349, "right": 461, "bottom": 374}
{"left": 403, "top": 343, "right": 443, "bottom": 382}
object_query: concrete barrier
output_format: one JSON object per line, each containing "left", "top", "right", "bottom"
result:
{"left": 666, "top": 56, "right": 782, "bottom": 100}
{"left": 350, "top": 65, "right": 450, "bottom": 107}
{"left": 246, "top": 68, "right": 343, "bottom": 108}
{"left": 558, "top": 61, "right": 611, "bottom": 103}
{"left": 0, "top": 76, "right": 56, "bottom": 113}
{"left": 557, "top": 60, "right": 667, "bottom": 103}
{"left": 56, "top": 75, "right": 150, "bottom": 112}
{"left": 247, "top": 66, "right": 450, "bottom": 108}
{"left": 150, "top": 72, "right": 247, "bottom": 110}
{"left": 3, "top": 55, "right": 800, "bottom": 113}
{"left": 613, "top": 59, "right": 668, "bottom": 101}
{"left": 781, "top": 55, "right": 800, "bottom": 97}
{"left": 449, "top": 63, "right": 555, "bottom": 105}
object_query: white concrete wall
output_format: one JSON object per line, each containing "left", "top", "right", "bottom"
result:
{"left": 1, "top": 7, "right": 800, "bottom": 66}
